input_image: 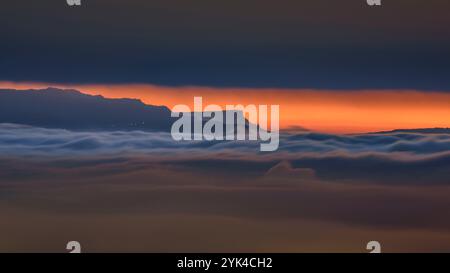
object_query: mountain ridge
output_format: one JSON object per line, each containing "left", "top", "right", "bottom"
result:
{"left": 373, "top": 128, "right": 450, "bottom": 134}
{"left": 0, "top": 88, "right": 255, "bottom": 134}
{"left": 0, "top": 88, "right": 174, "bottom": 132}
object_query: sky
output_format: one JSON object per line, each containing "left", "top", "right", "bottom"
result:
{"left": 1, "top": 0, "right": 450, "bottom": 89}
{"left": 1, "top": 0, "right": 450, "bottom": 132}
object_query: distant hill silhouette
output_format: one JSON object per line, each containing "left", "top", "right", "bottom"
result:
{"left": 375, "top": 128, "right": 450, "bottom": 134}
{"left": 0, "top": 88, "right": 174, "bottom": 131}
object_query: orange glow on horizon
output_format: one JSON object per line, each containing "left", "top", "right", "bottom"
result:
{"left": 1, "top": 81, "right": 450, "bottom": 134}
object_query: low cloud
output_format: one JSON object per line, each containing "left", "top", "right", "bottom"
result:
{"left": 2, "top": 124, "right": 450, "bottom": 251}
{"left": 1, "top": 123, "right": 450, "bottom": 185}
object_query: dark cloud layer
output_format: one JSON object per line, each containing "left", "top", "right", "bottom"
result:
{"left": 1, "top": 0, "right": 450, "bottom": 89}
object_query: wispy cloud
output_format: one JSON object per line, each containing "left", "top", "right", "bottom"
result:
{"left": 1, "top": 123, "right": 450, "bottom": 185}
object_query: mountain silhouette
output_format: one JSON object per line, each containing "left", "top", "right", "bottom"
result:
{"left": 0, "top": 88, "right": 255, "bottom": 134}
{"left": 0, "top": 88, "right": 174, "bottom": 131}
{"left": 375, "top": 128, "right": 450, "bottom": 134}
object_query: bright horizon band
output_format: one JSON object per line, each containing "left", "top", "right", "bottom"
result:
{"left": 1, "top": 81, "right": 449, "bottom": 134}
